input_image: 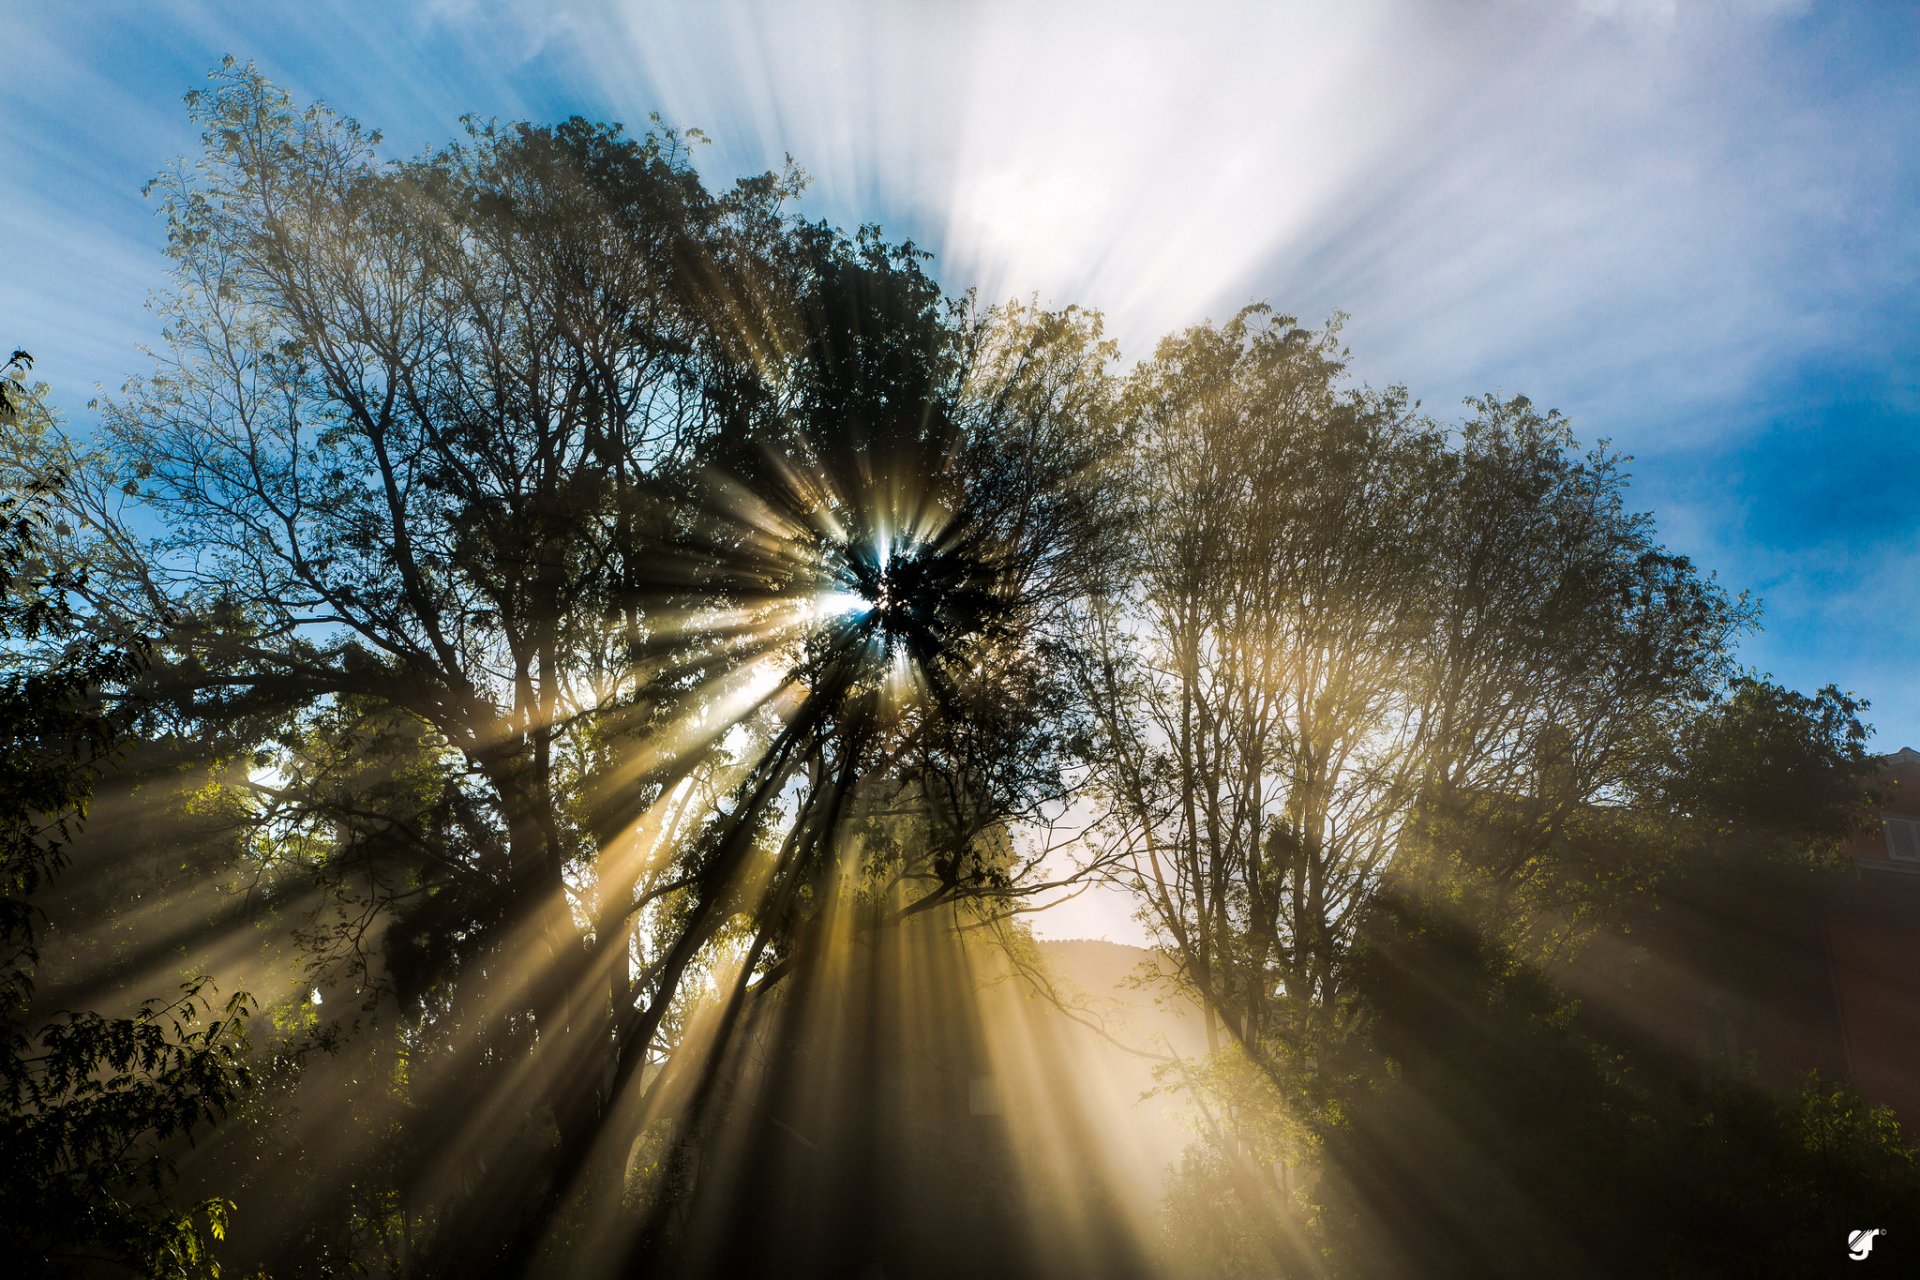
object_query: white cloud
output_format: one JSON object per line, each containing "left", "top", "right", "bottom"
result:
{"left": 3, "top": 0, "right": 1913, "bottom": 747}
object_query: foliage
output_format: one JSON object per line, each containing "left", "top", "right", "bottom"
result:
{"left": 10, "top": 61, "right": 1127, "bottom": 1274}
{"left": 1662, "top": 676, "right": 1876, "bottom": 848}
{"left": 1154, "top": 669, "right": 1892, "bottom": 1277}
{"left": 1067, "top": 309, "right": 1898, "bottom": 1278}
{"left": 1296, "top": 882, "right": 1920, "bottom": 1279}
{"left": 0, "top": 457, "right": 253, "bottom": 1277}
{"left": 0, "top": 349, "right": 31, "bottom": 422}
{"left": 1077, "top": 313, "right": 1749, "bottom": 1082}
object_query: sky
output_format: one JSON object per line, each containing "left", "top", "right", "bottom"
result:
{"left": 4, "top": 1, "right": 1917, "bottom": 935}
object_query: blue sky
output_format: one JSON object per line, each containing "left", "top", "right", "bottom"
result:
{"left": 5, "top": 0, "right": 1918, "bottom": 755}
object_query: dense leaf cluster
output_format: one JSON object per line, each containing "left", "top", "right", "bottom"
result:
{"left": 1, "top": 470, "right": 252, "bottom": 1277}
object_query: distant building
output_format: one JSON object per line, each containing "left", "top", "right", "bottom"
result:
{"left": 1847, "top": 745, "right": 1920, "bottom": 869}
{"left": 1825, "top": 747, "right": 1920, "bottom": 1119}
{"left": 1583, "top": 748, "right": 1920, "bottom": 1123}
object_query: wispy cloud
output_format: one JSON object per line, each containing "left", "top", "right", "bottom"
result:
{"left": 3, "top": 0, "right": 1914, "bottom": 741}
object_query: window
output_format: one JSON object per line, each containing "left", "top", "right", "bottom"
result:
{"left": 1884, "top": 815, "right": 1920, "bottom": 862}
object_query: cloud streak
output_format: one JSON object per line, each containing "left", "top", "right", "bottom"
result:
{"left": 3, "top": 0, "right": 1915, "bottom": 750}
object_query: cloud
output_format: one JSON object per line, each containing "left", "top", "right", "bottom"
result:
{"left": 3, "top": 0, "right": 1914, "bottom": 741}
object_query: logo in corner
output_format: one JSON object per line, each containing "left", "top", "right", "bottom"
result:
{"left": 1849, "top": 1228, "right": 1886, "bottom": 1260}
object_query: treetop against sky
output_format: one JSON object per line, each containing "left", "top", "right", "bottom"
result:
{"left": 3, "top": 0, "right": 1916, "bottom": 745}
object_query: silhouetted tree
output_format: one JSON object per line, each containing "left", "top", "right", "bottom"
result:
{"left": 0, "top": 430, "right": 252, "bottom": 1278}
{"left": 16, "top": 62, "right": 1122, "bottom": 1275}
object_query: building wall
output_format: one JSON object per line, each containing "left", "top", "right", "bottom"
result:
{"left": 1571, "top": 749, "right": 1920, "bottom": 1125}
{"left": 1826, "top": 873, "right": 1920, "bottom": 1120}
{"left": 1845, "top": 746, "right": 1920, "bottom": 868}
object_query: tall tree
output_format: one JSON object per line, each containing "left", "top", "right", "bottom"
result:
{"left": 1079, "top": 308, "right": 1444, "bottom": 1062}
{"left": 1079, "top": 308, "right": 1746, "bottom": 1100}
{"left": 0, "top": 380, "right": 252, "bottom": 1278}
{"left": 28, "top": 63, "right": 1121, "bottom": 1272}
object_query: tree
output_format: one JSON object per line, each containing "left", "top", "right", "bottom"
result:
{"left": 1660, "top": 676, "right": 1875, "bottom": 848}
{"left": 1079, "top": 307, "right": 1444, "bottom": 1052}
{"left": 1074, "top": 309, "right": 1755, "bottom": 1270}
{"left": 1307, "top": 666, "right": 1891, "bottom": 1278}
{"left": 0, "top": 384, "right": 252, "bottom": 1278}
{"left": 27, "top": 63, "right": 1122, "bottom": 1273}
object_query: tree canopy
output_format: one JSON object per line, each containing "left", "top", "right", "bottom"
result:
{"left": 0, "top": 60, "right": 1897, "bottom": 1280}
